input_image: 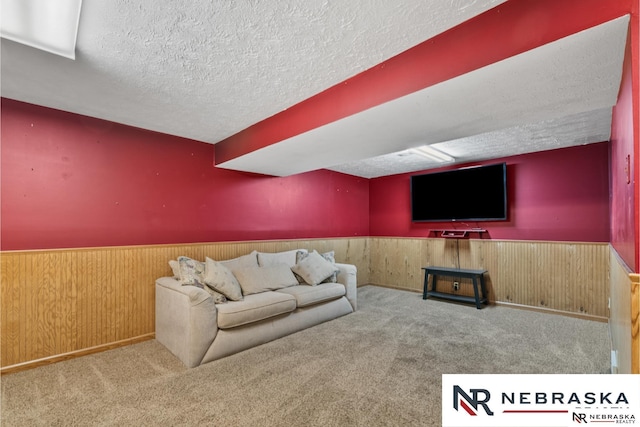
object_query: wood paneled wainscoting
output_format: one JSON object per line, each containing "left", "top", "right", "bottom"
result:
{"left": 0, "top": 238, "right": 370, "bottom": 374}
{"left": 633, "top": 273, "right": 640, "bottom": 373}
{"left": 609, "top": 249, "right": 639, "bottom": 374}
{"left": 4, "top": 236, "right": 637, "bottom": 374}
{"left": 369, "top": 238, "right": 610, "bottom": 319}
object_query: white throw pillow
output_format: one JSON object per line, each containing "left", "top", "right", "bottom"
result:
{"left": 234, "top": 264, "right": 299, "bottom": 295}
{"left": 204, "top": 257, "right": 244, "bottom": 301}
{"left": 257, "top": 249, "right": 306, "bottom": 268}
{"left": 291, "top": 250, "right": 339, "bottom": 286}
{"left": 168, "top": 260, "right": 181, "bottom": 278}
{"left": 295, "top": 250, "right": 338, "bottom": 283}
{"left": 220, "top": 250, "right": 259, "bottom": 273}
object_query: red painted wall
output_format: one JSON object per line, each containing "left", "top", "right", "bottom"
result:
{"left": 0, "top": 99, "right": 370, "bottom": 251}
{"left": 369, "top": 143, "right": 610, "bottom": 242}
{"left": 610, "top": 16, "right": 639, "bottom": 271}
{"left": 0, "top": 98, "right": 631, "bottom": 250}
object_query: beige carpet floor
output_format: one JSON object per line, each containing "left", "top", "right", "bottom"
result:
{"left": 1, "top": 285, "right": 610, "bottom": 426}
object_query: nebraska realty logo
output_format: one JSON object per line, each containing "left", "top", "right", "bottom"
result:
{"left": 442, "top": 374, "right": 639, "bottom": 427}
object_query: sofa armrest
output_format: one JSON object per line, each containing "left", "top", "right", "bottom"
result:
{"left": 335, "top": 263, "right": 357, "bottom": 311}
{"left": 155, "top": 277, "right": 218, "bottom": 367}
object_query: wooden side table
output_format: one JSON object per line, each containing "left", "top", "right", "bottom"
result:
{"left": 422, "top": 266, "right": 488, "bottom": 309}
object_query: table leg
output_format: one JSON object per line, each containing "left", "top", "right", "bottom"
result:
{"left": 472, "top": 277, "right": 481, "bottom": 309}
{"left": 479, "top": 274, "right": 488, "bottom": 301}
{"left": 422, "top": 272, "right": 429, "bottom": 300}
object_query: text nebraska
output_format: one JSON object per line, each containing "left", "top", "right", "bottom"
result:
{"left": 501, "top": 392, "right": 629, "bottom": 405}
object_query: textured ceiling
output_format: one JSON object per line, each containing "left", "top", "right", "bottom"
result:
{"left": 0, "top": 1, "right": 630, "bottom": 178}
{"left": 219, "top": 17, "right": 628, "bottom": 177}
{"left": 2, "top": 0, "right": 506, "bottom": 142}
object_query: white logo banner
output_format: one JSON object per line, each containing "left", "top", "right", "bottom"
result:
{"left": 442, "top": 374, "right": 639, "bottom": 426}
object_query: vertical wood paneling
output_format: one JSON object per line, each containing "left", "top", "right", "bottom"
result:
{"left": 368, "top": 238, "right": 610, "bottom": 318}
{"left": 609, "top": 251, "right": 633, "bottom": 373}
{"left": 1, "top": 237, "right": 369, "bottom": 369}
{"left": 631, "top": 273, "right": 639, "bottom": 374}
{"left": 2, "top": 237, "right": 618, "bottom": 371}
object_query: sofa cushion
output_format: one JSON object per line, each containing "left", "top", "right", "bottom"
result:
{"left": 234, "top": 264, "right": 299, "bottom": 295}
{"left": 257, "top": 249, "right": 306, "bottom": 268}
{"left": 275, "top": 282, "right": 346, "bottom": 308}
{"left": 216, "top": 291, "right": 297, "bottom": 329}
{"left": 295, "top": 250, "right": 338, "bottom": 283}
{"left": 291, "top": 250, "right": 340, "bottom": 286}
{"left": 203, "top": 257, "right": 244, "bottom": 301}
{"left": 220, "top": 251, "right": 259, "bottom": 273}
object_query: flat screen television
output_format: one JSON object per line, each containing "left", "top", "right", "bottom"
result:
{"left": 411, "top": 163, "right": 507, "bottom": 222}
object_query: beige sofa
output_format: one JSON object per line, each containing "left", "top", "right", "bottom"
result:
{"left": 155, "top": 249, "right": 357, "bottom": 368}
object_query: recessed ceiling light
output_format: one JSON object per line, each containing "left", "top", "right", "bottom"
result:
{"left": 1, "top": 0, "right": 83, "bottom": 59}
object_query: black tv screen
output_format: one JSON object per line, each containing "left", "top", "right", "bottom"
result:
{"left": 411, "top": 163, "right": 507, "bottom": 222}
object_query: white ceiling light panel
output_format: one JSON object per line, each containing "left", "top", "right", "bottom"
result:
{"left": 409, "top": 146, "right": 455, "bottom": 162}
{"left": 1, "top": 0, "right": 83, "bottom": 59}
